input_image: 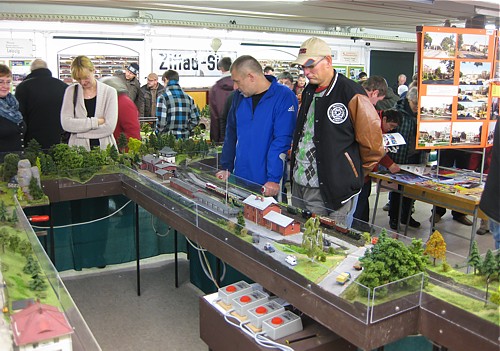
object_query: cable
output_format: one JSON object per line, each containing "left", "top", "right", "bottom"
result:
{"left": 151, "top": 215, "right": 170, "bottom": 237}
{"left": 31, "top": 200, "right": 132, "bottom": 229}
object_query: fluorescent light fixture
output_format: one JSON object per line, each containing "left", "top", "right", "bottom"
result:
{"left": 475, "top": 6, "right": 500, "bottom": 17}
{"left": 408, "top": 0, "right": 435, "bottom": 4}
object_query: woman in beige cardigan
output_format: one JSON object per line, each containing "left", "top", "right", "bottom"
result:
{"left": 61, "top": 55, "right": 118, "bottom": 151}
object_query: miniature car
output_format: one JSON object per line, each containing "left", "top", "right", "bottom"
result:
{"left": 264, "top": 243, "right": 275, "bottom": 253}
{"left": 353, "top": 261, "right": 363, "bottom": 271}
{"left": 336, "top": 272, "right": 351, "bottom": 285}
{"left": 285, "top": 255, "right": 297, "bottom": 266}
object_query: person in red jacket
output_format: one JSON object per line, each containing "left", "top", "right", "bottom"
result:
{"left": 101, "top": 76, "right": 141, "bottom": 148}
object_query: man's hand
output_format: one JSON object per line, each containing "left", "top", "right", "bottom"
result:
{"left": 216, "top": 170, "right": 230, "bottom": 181}
{"left": 98, "top": 117, "right": 105, "bottom": 125}
{"left": 388, "top": 163, "right": 401, "bottom": 174}
{"left": 261, "top": 181, "right": 280, "bottom": 197}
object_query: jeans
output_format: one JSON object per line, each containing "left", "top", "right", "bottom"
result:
{"left": 489, "top": 218, "right": 500, "bottom": 250}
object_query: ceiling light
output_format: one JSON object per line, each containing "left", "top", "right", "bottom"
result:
{"left": 475, "top": 6, "right": 500, "bottom": 17}
{"left": 408, "top": 0, "right": 435, "bottom": 4}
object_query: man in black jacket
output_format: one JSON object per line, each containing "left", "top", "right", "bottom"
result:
{"left": 479, "top": 122, "right": 499, "bottom": 249}
{"left": 290, "top": 37, "right": 384, "bottom": 227}
{"left": 15, "top": 59, "right": 68, "bottom": 149}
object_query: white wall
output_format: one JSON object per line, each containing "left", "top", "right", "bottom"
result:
{"left": 0, "top": 20, "right": 417, "bottom": 88}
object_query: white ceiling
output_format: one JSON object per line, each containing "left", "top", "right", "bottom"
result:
{"left": 0, "top": 0, "right": 499, "bottom": 36}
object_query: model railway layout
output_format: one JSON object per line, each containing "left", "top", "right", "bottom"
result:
{"left": 163, "top": 169, "right": 365, "bottom": 245}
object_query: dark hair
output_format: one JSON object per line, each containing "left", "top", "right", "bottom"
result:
{"left": 217, "top": 57, "right": 232, "bottom": 71}
{"left": 278, "top": 71, "right": 294, "bottom": 83}
{"left": 263, "top": 66, "right": 274, "bottom": 74}
{"left": 361, "top": 75, "right": 388, "bottom": 97}
{"left": 231, "top": 55, "right": 264, "bottom": 75}
{"left": 162, "top": 70, "right": 179, "bottom": 82}
{"left": 382, "top": 109, "right": 401, "bottom": 125}
{"left": 358, "top": 72, "right": 367, "bottom": 80}
{"left": 0, "top": 64, "right": 12, "bottom": 78}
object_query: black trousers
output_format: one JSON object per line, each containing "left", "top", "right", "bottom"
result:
{"left": 389, "top": 186, "right": 413, "bottom": 223}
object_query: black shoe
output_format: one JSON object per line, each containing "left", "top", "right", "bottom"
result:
{"left": 389, "top": 219, "right": 398, "bottom": 230}
{"left": 405, "top": 217, "right": 421, "bottom": 228}
{"left": 453, "top": 215, "right": 473, "bottom": 226}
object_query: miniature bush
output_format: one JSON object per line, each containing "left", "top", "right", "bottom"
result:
{"left": 240, "top": 228, "right": 248, "bottom": 237}
{"left": 441, "top": 260, "right": 452, "bottom": 273}
{"left": 490, "top": 292, "right": 500, "bottom": 306}
{"left": 362, "top": 231, "right": 371, "bottom": 245}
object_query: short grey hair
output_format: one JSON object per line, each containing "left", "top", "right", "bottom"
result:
{"left": 30, "top": 59, "right": 48, "bottom": 71}
{"left": 406, "top": 87, "right": 418, "bottom": 104}
{"left": 100, "top": 76, "right": 128, "bottom": 94}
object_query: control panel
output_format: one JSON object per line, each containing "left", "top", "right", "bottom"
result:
{"left": 231, "top": 290, "right": 269, "bottom": 317}
{"left": 218, "top": 281, "right": 252, "bottom": 305}
{"left": 262, "top": 310, "right": 303, "bottom": 340}
{"left": 246, "top": 300, "right": 285, "bottom": 329}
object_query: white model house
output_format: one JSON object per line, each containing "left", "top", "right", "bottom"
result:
{"left": 10, "top": 301, "right": 73, "bottom": 351}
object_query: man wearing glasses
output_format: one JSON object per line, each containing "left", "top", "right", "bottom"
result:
{"left": 290, "top": 37, "right": 384, "bottom": 227}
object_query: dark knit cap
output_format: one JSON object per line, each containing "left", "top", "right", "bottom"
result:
{"left": 127, "top": 63, "right": 139, "bottom": 75}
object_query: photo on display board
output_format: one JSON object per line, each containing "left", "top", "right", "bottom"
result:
{"left": 450, "top": 121, "right": 482, "bottom": 146}
{"left": 419, "top": 121, "right": 451, "bottom": 147}
{"left": 420, "top": 95, "right": 453, "bottom": 120}
{"left": 457, "top": 33, "right": 490, "bottom": 60}
{"left": 417, "top": 26, "right": 498, "bottom": 150}
{"left": 422, "top": 59, "right": 455, "bottom": 84}
{"left": 487, "top": 121, "right": 497, "bottom": 144}
{"left": 423, "top": 31, "right": 456, "bottom": 58}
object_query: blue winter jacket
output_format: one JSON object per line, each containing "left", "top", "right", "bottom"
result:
{"left": 220, "top": 76, "right": 298, "bottom": 186}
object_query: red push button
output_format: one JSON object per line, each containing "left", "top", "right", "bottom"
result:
{"left": 271, "top": 317, "right": 283, "bottom": 325}
{"left": 255, "top": 306, "right": 268, "bottom": 314}
{"left": 226, "top": 285, "right": 236, "bottom": 292}
{"left": 240, "top": 295, "right": 251, "bottom": 303}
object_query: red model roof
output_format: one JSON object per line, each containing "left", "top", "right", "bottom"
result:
{"left": 11, "top": 302, "right": 73, "bottom": 346}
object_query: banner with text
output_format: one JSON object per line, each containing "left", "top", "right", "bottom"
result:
{"left": 152, "top": 50, "right": 237, "bottom": 77}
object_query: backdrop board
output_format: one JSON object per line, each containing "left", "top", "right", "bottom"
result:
{"left": 416, "top": 26, "right": 499, "bottom": 150}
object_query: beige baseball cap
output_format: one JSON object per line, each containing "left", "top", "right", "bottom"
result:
{"left": 292, "top": 37, "right": 332, "bottom": 66}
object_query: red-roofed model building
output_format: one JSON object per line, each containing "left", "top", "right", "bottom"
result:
{"left": 10, "top": 301, "right": 73, "bottom": 351}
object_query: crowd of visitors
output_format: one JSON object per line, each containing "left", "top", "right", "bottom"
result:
{"left": 1, "top": 41, "right": 496, "bottom": 248}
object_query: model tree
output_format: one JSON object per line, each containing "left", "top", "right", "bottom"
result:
{"left": 302, "top": 217, "right": 324, "bottom": 261}
{"left": 235, "top": 211, "right": 245, "bottom": 236}
{"left": 0, "top": 200, "right": 7, "bottom": 222}
{"left": 23, "top": 255, "right": 41, "bottom": 275}
{"left": 467, "top": 241, "right": 482, "bottom": 275}
{"left": 29, "top": 272, "right": 47, "bottom": 292}
{"left": 482, "top": 249, "right": 497, "bottom": 305}
{"left": 359, "top": 230, "right": 427, "bottom": 294}
{"left": 117, "top": 132, "right": 128, "bottom": 153}
{"left": 424, "top": 230, "right": 447, "bottom": 266}
{"left": 28, "top": 177, "right": 45, "bottom": 200}
{"left": 1, "top": 153, "right": 20, "bottom": 181}
{"left": 0, "top": 227, "right": 9, "bottom": 253}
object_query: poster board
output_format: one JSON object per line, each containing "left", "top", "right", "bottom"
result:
{"left": 416, "top": 26, "right": 499, "bottom": 150}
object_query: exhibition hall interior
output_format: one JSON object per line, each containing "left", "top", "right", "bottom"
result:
{"left": 0, "top": 1, "right": 499, "bottom": 351}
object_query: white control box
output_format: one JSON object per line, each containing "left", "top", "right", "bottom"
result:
{"left": 231, "top": 290, "right": 269, "bottom": 317}
{"left": 218, "top": 281, "right": 252, "bottom": 305}
{"left": 246, "top": 300, "right": 285, "bottom": 329}
{"left": 262, "top": 310, "right": 303, "bottom": 340}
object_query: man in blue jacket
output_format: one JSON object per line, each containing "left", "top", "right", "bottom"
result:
{"left": 217, "top": 55, "right": 298, "bottom": 197}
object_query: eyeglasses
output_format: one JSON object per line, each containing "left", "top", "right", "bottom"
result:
{"left": 0, "top": 79, "right": 12, "bottom": 86}
{"left": 301, "top": 56, "right": 326, "bottom": 71}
